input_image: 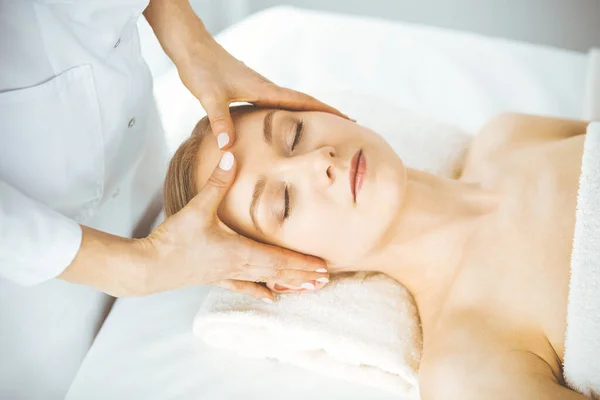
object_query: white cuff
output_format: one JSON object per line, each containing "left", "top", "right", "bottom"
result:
{"left": 0, "top": 182, "right": 83, "bottom": 285}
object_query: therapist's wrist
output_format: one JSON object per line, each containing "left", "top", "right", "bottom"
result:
{"left": 144, "top": 0, "right": 214, "bottom": 70}
{"left": 59, "top": 226, "right": 149, "bottom": 297}
{"left": 129, "top": 236, "right": 166, "bottom": 296}
{"left": 165, "top": 20, "right": 215, "bottom": 69}
{"left": 168, "top": 23, "right": 221, "bottom": 76}
{"left": 130, "top": 233, "right": 204, "bottom": 296}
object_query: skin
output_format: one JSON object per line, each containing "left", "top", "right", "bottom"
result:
{"left": 60, "top": 0, "right": 346, "bottom": 299}
{"left": 192, "top": 108, "right": 590, "bottom": 398}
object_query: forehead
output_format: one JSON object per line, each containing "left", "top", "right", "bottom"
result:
{"left": 193, "top": 108, "right": 273, "bottom": 241}
{"left": 193, "top": 107, "right": 268, "bottom": 188}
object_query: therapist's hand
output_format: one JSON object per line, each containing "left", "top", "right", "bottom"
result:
{"left": 144, "top": 0, "right": 346, "bottom": 147}
{"left": 139, "top": 152, "right": 330, "bottom": 302}
{"left": 177, "top": 34, "right": 348, "bottom": 147}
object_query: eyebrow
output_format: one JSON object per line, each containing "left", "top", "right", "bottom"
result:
{"left": 250, "top": 176, "right": 267, "bottom": 234}
{"left": 263, "top": 110, "right": 276, "bottom": 145}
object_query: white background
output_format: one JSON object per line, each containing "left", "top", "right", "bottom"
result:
{"left": 190, "top": 0, "right": 600, "bottom": 52}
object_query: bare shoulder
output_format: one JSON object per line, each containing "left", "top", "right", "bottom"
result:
{"left": 418, "top": 313, "right": 586, "bottom": 400}
{"left": 465, "top": 112, "right": 588, "bottom": 163}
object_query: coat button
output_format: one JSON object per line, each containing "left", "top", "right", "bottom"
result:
{"left": 128, "top": 118, "right": 136, "bottom": 128}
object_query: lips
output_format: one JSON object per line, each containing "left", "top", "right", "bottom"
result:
{"left": 349, "top": 149, "right": 366, "bottom": 203}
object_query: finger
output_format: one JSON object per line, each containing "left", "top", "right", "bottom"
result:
{"left": 253, "top": 86, "right": 350, "bottom": 120}
{"left": 266, "top": 282, "right": 300, "bottom": 294}
{"left": 234, "top": 266, "right": 330, "bottom": 290}
{"left": 240, "top": 238, "right": 328, "bottom": 273}
{"left": 201, "top": 97, "right": 236, "bottom": 148}
{"left": 266, "top": 281, "right": 328, "bottom": 294}
{"left": 186, "top": 152, "right": 236, "bottom": 217}
{"left": 216, "top": 280, "right": 274, "bottom": 303}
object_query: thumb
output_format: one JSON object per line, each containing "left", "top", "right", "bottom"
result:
{"left": 188, "top": 151, "right": 236, "bottom": 217}
{"left": 216, "top": 280, "right": 275, "bottom": 303}
{"left": 202, "top": 98, "right": 236, "bottom": 148}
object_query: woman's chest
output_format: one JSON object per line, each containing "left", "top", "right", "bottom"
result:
{"left": 451, "top": 137, "right": 585, "bottom": 368}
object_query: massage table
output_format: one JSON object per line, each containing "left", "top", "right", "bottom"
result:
{"left": 65, "top": 7, "right": 597, "bottom": 399}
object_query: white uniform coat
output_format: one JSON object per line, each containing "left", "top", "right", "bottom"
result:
{"left": 0, "top": 1, "right": 167, "bottom": 397}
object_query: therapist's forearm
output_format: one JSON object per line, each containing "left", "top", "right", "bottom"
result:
{"left": 143, "top": 0, "right": 212, "bottom": 69}
{"left": 59, "top": 226, "right": 150, "bottom": 297}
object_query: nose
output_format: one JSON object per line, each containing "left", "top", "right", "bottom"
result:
{"left": 279, "top": 146, "right": 336, "bottom": 187}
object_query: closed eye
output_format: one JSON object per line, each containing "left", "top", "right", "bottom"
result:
{"left": 283, "top": 185, "right": 290, "bottom": 219}
{"left": 291, "top": 120, "right": 304, "bottom": 152}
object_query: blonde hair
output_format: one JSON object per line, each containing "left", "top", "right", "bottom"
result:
{"left": 163, "top": 117, "right": 211, "bottom": 217}
{"left": 163, "top": 105, "right": 258, "bottom": 217}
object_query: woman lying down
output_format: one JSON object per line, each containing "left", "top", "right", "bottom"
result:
{"left": 164, "top": 106, "right": 589, "bottom": 399}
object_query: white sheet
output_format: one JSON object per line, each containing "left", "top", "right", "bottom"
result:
{"left": 66, "top": 6, "right": 589, "bottom": 400}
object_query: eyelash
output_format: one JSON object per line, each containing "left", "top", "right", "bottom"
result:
{"left": 283, "top": 185, "right": 290, "bottom": 220}
{"left": 291, "top": 120, "right": 304, "bottom": 152}
{"left": 282, "top": 119, "right": 303, "bottom": 222}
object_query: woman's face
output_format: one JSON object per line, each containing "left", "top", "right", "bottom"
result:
{"left": 195, "top": 109, "right": 407, "bottom": 267}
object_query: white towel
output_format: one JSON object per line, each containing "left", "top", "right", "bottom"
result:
{"left": 194, "top": 272, "right": 422, "bottom": 397}
{"left": 563, "top": 122, "right": 600, "bottom": 399}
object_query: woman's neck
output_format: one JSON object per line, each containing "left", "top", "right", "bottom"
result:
{"left": 334, "top": 168, "right": 500, "bottom": 335}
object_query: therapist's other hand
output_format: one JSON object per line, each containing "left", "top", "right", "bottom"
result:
{"left": 139, "top": 152, "right": 330, "bottom": 301}
{"left": 178, "top": 35, "right": 348, "bottom": 148}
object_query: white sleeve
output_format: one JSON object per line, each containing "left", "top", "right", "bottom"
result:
{"left": 0, "top": 181, "right": 82, "bottom": 286}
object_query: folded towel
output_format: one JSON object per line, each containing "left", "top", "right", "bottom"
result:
{"left": 194, "top": 272, "right": 422, "bottom": 397}
{"left": 563, "top": 122, "right": 600, "bottom": 399}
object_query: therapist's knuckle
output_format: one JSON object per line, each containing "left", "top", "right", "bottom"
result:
{"left": 266, "top": 99, "right": 283, "bottom": 110}
{"left": 301, "top": 253, "right": 318, "bottom": 269}
{"left": 227, "top": 267, "right": 243, "bottom": 281}
{"left": 209, "top": 113, "right": 229, "bottom": 127}
{"left": 205, "top": 173, "right": 229, "bottom": 190}
{"left": 232, "top": 255, "right": 248, "bottom": 277}
{"left": 234, "top": 236, "right": 252, "bottom": 266}
{"left": 202, "top": 95, "right": 227, "bottom": 115}
{"left": 272, "top": 248, "right": 289, "bottom": 271}
{"left": 269, "top": 269, "right": 284, "bottom": 282}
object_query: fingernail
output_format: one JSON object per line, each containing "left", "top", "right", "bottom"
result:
{"left": 262, "top": 298, "right": 274, "bottom": 304}
{"left": 316, "top": 277, "right": 329, "bottom": 283}
{"left": 301, "top": 282, "right": 315, "bottom": 290}
{"left": 219, "top": 152, "right": 234, "bottom": 171}
{"left": 315, "top": 268, "right": 327, "bottom": 273}
{"left": 217, "top": 132, "right": 230, "bottom": 149}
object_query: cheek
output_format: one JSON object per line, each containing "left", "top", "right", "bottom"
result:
{"left": 282, "top": 202, "right": 367, "bottom": 263}
{"left": 283, "top": 166, "right": 405, "bottom": 265}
